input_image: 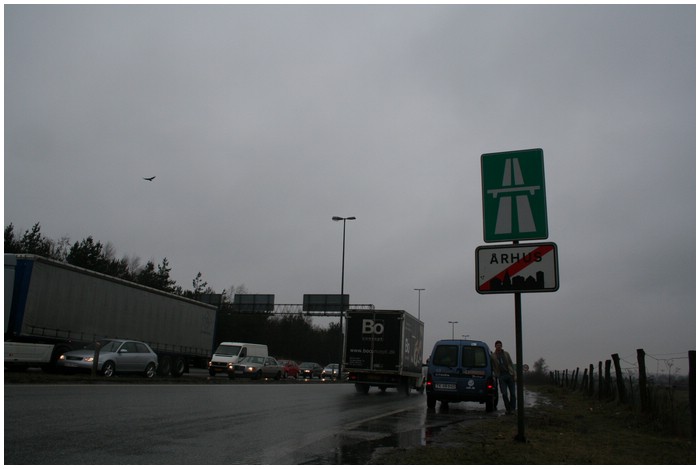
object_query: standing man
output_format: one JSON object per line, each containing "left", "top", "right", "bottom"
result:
{"left": 492, "top": 340, "right": 516, "bottom": 414}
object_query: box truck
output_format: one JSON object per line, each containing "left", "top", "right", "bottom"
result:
{"left": 343, "top": 309, "right": 424, "bottom": 395}
{"left": 4, "top": 254, "right": 217, "bottom": 376}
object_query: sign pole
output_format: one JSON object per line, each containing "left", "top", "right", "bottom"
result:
{"left": 514, "top": 289, "right": 526, "bottom": 442}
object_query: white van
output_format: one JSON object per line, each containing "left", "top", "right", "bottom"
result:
{"left": 208, "top": 342, "right": 268, "bottom": 376}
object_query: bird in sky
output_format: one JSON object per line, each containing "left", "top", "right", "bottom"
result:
{"left": 143, "top": 176, "right": 156, "bottom": 181}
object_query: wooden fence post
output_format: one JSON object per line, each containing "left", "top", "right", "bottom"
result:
{"left": 573, "top": 367, "right": 579, "bottom": 391}
{"left": 689, "top": 350, "right": 695, "bottom": 417}
{"left": 612, "top": 353, "right": 626, "bottom": 403}
{"left": 588, "top": 364, "right": 594, "bottom": 396}
{"left": 598, "top": 361, "right": 603, "bottom": 400}
{"left": 581, "top": 368, "right": 588, "bottom": 393}
{"left": 604, "top": 359, "right": 612, "bottom": 398}
{"left": 637, "top": 348, "right": 648, "bottom": 412}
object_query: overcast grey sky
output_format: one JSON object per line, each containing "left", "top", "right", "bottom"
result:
{"left": 4, "top": 5, "right": 695, "bottom": 374}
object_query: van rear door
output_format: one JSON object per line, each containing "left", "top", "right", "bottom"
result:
{"left": 458, "top": 344, "right": 490, "bottom": 396}
{"left": 430, "top": 343, "right": 460, "bottom": 392}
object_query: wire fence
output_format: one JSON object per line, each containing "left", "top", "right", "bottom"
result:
{"left": 547, "top": 348, "right": 695, "bottom": 437}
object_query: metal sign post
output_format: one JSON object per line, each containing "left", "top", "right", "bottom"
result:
{"left": 479, "top": 148, "right": 558, "bottom": 443}
{"left": 514, "top": 288, "right": 525, "bottom": 442}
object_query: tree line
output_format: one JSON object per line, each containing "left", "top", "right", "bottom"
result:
{"left": 5, "top": 222, "right": 201, "bottom": 295}
{"left": 5, "top": 222, "right": 342, "bottom": 364}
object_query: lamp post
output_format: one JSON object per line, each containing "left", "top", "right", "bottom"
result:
{"left": 413, "top": 288, "right": 425, "bottom": 320}
{"left": 448, "top": 321, "right": 459, "bottom": 340}
{"left": 332, "top": 216, "right": 355, "bottom": 378}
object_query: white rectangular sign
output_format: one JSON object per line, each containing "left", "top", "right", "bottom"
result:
{"left": 475, "top": 243, "right": 559, "bottom": 294}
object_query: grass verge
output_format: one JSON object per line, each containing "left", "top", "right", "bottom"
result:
{"left": 375, "top": 384, "right": 695, "bottom": 465}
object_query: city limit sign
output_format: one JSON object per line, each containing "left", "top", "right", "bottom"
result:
{"left": 475, "top": 243, "right": 559, "bottom": 294}
{"left": 482, "top": 149, "right": 548, "bottom": 242}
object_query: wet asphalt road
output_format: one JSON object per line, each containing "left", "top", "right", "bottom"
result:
{"left": 5, "top": 379, "right": 524, "bottom": 465}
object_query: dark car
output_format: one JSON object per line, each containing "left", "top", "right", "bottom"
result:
{"left": 56, "top": 339, "right": 158, "bottom": 378}
{"left": 277, "top": 359, "right": 300, "bottom": 379}
{"left": 426, "top": 339, "right": 499, "bottom": 411}
{"left": 299, "top": 362, "right": 323, "bottom": 379}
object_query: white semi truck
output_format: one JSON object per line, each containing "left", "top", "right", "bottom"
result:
{"left": 4, "top": 254, "right": 217, "bottom": 376}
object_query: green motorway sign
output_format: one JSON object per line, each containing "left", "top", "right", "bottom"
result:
{"left": 481, "top": 149, "right": 548, "bottom": 242}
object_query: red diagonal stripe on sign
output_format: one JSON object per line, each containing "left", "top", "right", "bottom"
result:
{"left": 479, "top": 244, "right": 555, "bottom": 291}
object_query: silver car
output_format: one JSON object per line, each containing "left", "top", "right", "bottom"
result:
{"left": 229, "top": 356, "right": 283, "bottom": 380}
{"left": 57, "top": 339, "right": 158, "bottom": 378}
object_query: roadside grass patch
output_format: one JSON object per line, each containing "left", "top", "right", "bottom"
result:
{"left": 375, "top": 384, "right": 695, "bottom": 465}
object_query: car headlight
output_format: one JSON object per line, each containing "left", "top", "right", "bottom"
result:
{"left": 247, "top": 366, "right": 255, "bottom": 372}
{"left": 83, "top": 357, "right": 94, "bottom": 363}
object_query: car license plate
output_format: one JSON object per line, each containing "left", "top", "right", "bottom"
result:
{"left": 435, "top": 383, "right": 457, "bottom": 390}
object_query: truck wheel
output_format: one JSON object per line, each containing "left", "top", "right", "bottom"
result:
{"left": 399, "top": 379, "right": 411, "bottom": 396}
{"left": 209, "top": 368, "right": 216, "bottom": 377}
{"left": 171, "top": 357, "right": 186, "bottom": 377}
{"left": 144, "top": 363, "right": 157, "bottom": 379}
{"left": 157, "top": 356, "right": 172, "bottom": 377}
{"left": 355, "top": 383, "right": 370, "bottom": 394}
{"left": 102, "top": 361, "right": 115, "bottom": 378}
{"left": 274, "top": 371, "right": 282, "bottom": 381}
{"left": 427, "top": 395, "right": 436, "bottom": 409}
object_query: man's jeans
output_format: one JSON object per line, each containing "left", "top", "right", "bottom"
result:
{"left": 498, "top": 374, "right": 516, "bottom": 412}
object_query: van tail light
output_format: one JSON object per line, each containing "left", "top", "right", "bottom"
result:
{"left": 426, "top": 373, "right": 433, "bottom": 389}
{"left": 486, "top": 376, "right": 495, "bottom": 391}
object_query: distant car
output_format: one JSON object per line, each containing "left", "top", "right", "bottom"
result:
{"left": 57, "top": 339, "right": 158, "bottom": 378}
{"left": 321, "top": 363, "right": 339, "bottom": 380}
{"left": 277, "top": 359, "right": 300, "bottom": 379}
{"left": 229, "top": 356, "right": 283, "bottom": 380}
{"left": 299, "top": 362, "right": 323, "bottom": 379}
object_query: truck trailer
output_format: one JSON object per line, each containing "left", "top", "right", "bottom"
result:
{"left": 4, "top": 254, "right": 217, "bottom": 376}
{"left": 343, "top": 309, "right": 424, "bottom": 395}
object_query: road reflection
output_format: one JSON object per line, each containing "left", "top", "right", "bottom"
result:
{"left": 294, "top": 388, "right": 539, "bottom": 464}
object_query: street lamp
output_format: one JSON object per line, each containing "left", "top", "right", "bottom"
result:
{"left": 448, "top": 321, "right": 459, "bottom": 339}
{"left": 413, "top": 288, "right": 425, "bottom": 320}
{"left": 332, "top": 216, "right": 356, "bottom": 377}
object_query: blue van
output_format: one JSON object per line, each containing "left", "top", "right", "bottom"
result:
{"left": 426, "top": 339, "right": 498, "bottom": 411}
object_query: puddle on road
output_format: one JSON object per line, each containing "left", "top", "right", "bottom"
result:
{"left": 297, "top": 388, "right": 541, "bottom": 464}
{"left": 297, "top": 408, "right": 474, "bottom": 464}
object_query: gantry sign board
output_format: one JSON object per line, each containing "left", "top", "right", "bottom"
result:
{"left": 476, "top": 243, "right": 559, "bottom": 294}
{"left": 482, "top": 149, "right": 548, "bottom": 242}
{"left": 303, "top": 294, "right": 349, "bottom": 312}
{"left": 231, "top": 294, "right": 275, "bottom": 312}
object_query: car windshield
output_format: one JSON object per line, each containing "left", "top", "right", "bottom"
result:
{"left": 215, "top": 344, "right": 242, "bottom": 356}
{"left": 299, "top": 363, "right": 315, "bottom": 368}
{"left": 241, "top": 356, "right": 265, "bottom": 364}
{"left": 86, "top": 341, "right": 122, "bottom": 352}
